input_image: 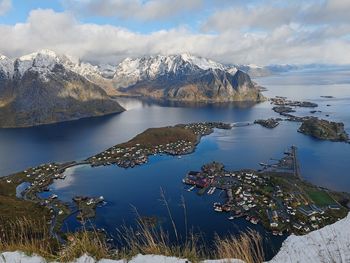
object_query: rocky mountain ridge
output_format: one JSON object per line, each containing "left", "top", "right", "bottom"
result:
{"left": 112, "top": 54, "right": 264, "bottom": 102}
{"left": 0, "top": 50, "right": 125, "bottom": 128}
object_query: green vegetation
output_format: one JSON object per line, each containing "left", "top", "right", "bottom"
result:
{"left": 306, "top": 189, "right": 337, "bottom": 206}
{"left": 121, "top": 126, "right": 198, "bottom": 148}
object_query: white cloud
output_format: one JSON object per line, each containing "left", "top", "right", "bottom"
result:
{"left": 0, "top": 8, "right": 349, "bottom": 65}
{"left": 63, "top": 0, "right": 203, "bottom": 21}
{"left": 0, "top": 0, "right": 11, "bottom": 16}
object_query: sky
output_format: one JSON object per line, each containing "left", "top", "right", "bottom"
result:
{"left": 0, "top": 0, "right": 349, "bottom": 65}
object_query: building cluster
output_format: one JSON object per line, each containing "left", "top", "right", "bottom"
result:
{"left": 181, "top": 122, "right": 232, "bottom": 136}
{"left": 183, "top": 158, "right": 345, "bottom": 236}
{"left": 90, "top": 139, "right": 195, "bottom": 168}
{"left": 90, "top": 122, "right": 232, "bottom": 169}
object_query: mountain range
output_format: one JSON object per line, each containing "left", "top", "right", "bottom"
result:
{"left": 112, "top": 54, "right": 265, "bottom": 102}
{"left": 0, "top": 50, "right": 266, "bottom": 127}
{"left": 0, "top": 50, "right": 125, "bottom": 128}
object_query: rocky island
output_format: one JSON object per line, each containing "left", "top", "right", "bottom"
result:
{"left": 73, "top": 196, "right": 105, "bottom": 221}
{"left": 254, "top": 118, "right": 280, "bottom": 128}
{"left": 298, "top": 117, "right": 349, "bottom": 142}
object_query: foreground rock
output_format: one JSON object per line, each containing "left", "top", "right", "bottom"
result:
{"left": 113, "top": 54, "right": 265, "bottom": 102}
{"left": 298, "top": 117, "right": 349, "bottom": 142}
{"left": 269, "top": 212, "right": 350, "bottom": 263}
{"left": 0, "top": 50, "right": 125, "bottom": 128}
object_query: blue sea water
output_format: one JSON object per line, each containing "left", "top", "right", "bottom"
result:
{"left": 1, "top": 69, "right": 350, "bottom": 259}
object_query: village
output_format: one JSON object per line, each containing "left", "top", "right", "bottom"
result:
{"left": 0, "top": 122, "right": 233, "bottom": 235}
{"left": 87, "top": 122, "right": 232, "bottom": 168}
{"left": 183, "top": 146, "right": 348, "bottom": 236}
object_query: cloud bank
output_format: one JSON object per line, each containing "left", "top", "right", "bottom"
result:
{"left": 0, "top": 0, "right": 349, "bottom": 65}
{"left": 0, "top": 0, "right": 11, "bottom": 16}
{"left": 63, "top": 0, "right": 203, "bottom": 21}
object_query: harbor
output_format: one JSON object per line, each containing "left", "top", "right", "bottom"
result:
{"left": 183, "top": 146, "right": 348, "bottom": 236}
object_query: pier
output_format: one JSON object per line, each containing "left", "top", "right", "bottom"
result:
{"left": 291, "top": 146, "right": 301, "bottom": 179}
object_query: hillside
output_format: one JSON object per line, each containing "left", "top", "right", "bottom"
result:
{"left": 0, "top": 50, "right": 125, "bottom": 128}
{"left": 112, "top": 54, "right": 265, "bottom": 102}
{"left": 1, "top": 213, "right": 349, "bottom": 262}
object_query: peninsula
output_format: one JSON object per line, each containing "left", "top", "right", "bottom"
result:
{"left": 0, "top": 122, "right": 232, "bottom": 236}
{"left": 183, "top": 147, "right": 349, "bottom": 235}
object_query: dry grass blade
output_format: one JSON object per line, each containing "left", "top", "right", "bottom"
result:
{"left": 58, "top": 223, "right": 110, "bottom": 262}
{"left": 0, "top": 216, "right": 57, "bottom": 259}
{"left": 214, "top": 230, "right": 264, "bottom": 263}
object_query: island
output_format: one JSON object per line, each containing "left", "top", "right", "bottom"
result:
{"left": 270, "top": 97, "right": 318, "bottom": 108}
{"left": 88, "top": 122, "right": 232, "bottom": 168}
{"left": 254, "top": 118, "right": 280, "bottom": 128}
{"left": 298, "top": 117, "right": 349, "bottom": 142}
{"left": 183, "top": 146, "right": 349, "bottom": 235}
{"left": 73, "top": 196, "right": 105, "bottom": 222}
{"left": 268, "top": 96, "right": 349, "bottom": 142}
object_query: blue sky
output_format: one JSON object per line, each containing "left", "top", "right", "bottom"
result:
{"left": 0, "top": 0, "right": 349, "bottom": 65}
{"left": 0, "top": 0, "right": 217, "bottom": 32}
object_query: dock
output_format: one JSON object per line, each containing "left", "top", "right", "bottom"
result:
{"left": 291, "top": 146, "right": 301, "bottom": 179}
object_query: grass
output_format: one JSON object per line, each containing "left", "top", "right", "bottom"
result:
{"left": 58, "top": 228, "right": 110, "bottom": 262}
{"left": 306, "top": 189, "right": 336, "bottom": 206}
{"left": 117, "top": 219, "right": 263, "bottom": 263}
{"left": 0, "top": 217, "right": 58, "bottom": 259}
{"left": 214, "top": 231, "right": 264, "bottom": 263}
{"left": 0, "top": 215, "right": 264, "bottom": 263}
{"left": 0, "top": 195, "right": 50, "bottom": 221}
{"left": 121, "top": 126, "right": 198, "bottom": 148}
{"left": 0, "top": 189, "right": 265, "bottom": 263}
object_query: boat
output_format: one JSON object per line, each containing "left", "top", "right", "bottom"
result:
{"left": 214, "top": 207, "right": 222, "bottom": 212}
{"left": 187, "top": 186, "right": 195, "bottom": 192}
{"left": 207, "top": 187, "right": 216, "bottom": 195}
{"left": 228, "top": 216, "right": 234, "bottom": 220}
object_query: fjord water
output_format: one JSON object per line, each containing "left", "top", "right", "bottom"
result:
{"left": 1, "top": 69, "right": 350, "bottom": 259}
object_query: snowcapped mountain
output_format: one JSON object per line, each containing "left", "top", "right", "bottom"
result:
{"left": 0, "top": 50, "right": 124, "bottom": 128}
{"left": 112, "top": 54, "right": 263, "bottom": 102}
{"left": 113, "top": 53, "right": 229, "bottom": 89}
{"left": 1, "top": 49, "right": 116, "bottom": 86}
{"left": 0, "top": 55, "right": 14, "bottom": 80}
{"left": 0, "top": 50, "right": 266, "bottom": 126}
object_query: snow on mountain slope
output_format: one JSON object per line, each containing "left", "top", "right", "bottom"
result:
{"left": 269, "top": 212, "right": 350, "bottom": 263}
{"left": 0, "top": 54, "right": 14, "bottom": 78}
{"left": 113, "top": 53, "right": 234, "bottom": 89}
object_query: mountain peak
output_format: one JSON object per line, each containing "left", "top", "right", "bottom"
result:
{"left": 0, "top": 54, "right": 9, "bottom": 60}
{"left": 19, "top": 49, "right": 60, "bottom": 61}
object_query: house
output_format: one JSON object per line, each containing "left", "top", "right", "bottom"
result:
{"left": 293, "top": 223, "right": 302, "bottom": 230}
{"left": 298, "top": 206, "right": 317, "bottom": 217}
{"left": 328, "top": 204, "right": 341, "bottom": 210}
